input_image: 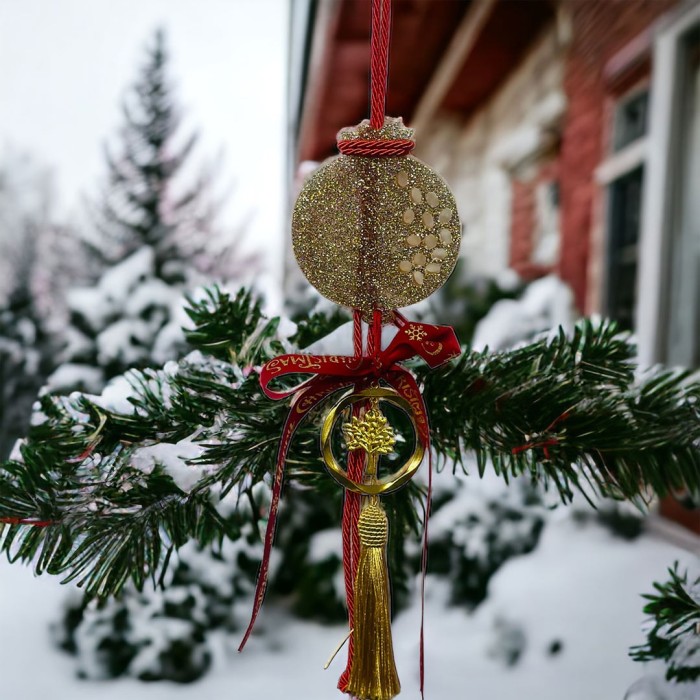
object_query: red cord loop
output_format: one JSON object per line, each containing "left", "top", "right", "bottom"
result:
{"left": 370, "top": 0, "right": 392, "bottom": 129}
{"left": 337, "top": 138, "right": 414, "bottom": 157}
{"left": 0, "top": 517, "right": 54, "bottom": 527}
{"left": 338, "top": 309, "right": 366, "bottom": 691}
{"left": 335, "top": 0, "right": 400, "bottom": 158}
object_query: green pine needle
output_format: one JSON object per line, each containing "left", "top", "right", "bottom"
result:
{"left": 0, "top": 286, "right": 698, "bottom": 613}
{"left": 630, "top": 564, "right": 700, "bottom": 682}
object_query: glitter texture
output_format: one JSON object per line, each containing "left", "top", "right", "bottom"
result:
{"left": 292, "top": 139, "right": 461, "bottom": 315}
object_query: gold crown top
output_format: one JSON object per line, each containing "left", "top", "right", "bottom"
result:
{"left": 337, "top": 116, "right": 414, "bottom": 142}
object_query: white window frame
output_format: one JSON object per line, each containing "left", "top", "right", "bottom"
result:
{"left": 636, "top": 0, "right": 700, "bottom": 367}
{"left": 594, "top": 86, "right": 649, "bottom": 326}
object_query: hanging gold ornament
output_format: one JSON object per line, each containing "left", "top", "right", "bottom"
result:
{"left": 288, "top": 118, "right": 461, "bottom": 700}
{"left": 244, "top": 8, "right": 463, "bottom": 700}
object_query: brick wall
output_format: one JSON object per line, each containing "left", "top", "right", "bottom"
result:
{"left": 413, "top": 0, "right": 684, "bottom": 314}
{"left": 558, "top": 0, "right": 700, "bottom": 536}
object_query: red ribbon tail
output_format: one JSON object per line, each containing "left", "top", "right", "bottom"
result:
{"left": 384, "top": 368, "right": 432, "bottom": 697}
{"left": 420, "top": 447, "right": 432, "bottom": 698}
{"left": 237, "top": 418, "right": 289, "bottom": 652}
{"left": 239, "top": 379, "right": 351, "bottom": 652}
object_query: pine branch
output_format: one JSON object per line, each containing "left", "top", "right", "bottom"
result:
{"left": 183, "top": 286, "right": 284, "bottom": 365}
{"left": 630, "top": 564, "right": 700, "bottom": 682}
{"left": 420, "top": 320, "right": 700, "bottom": 503}
{"left": 1, "top": 286, "right": 699, "bottom": 606}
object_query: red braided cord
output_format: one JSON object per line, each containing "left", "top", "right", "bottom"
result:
{"left": 340, "top": 0, "right": 393, "bottom": 687}
{"left": 337, "top": 138, "right": 414, "bottom": 157}
{"left": 0, "top": 517, "right": 54, "bottom": 527}
{"left": 338, "top": 310, "right": 365, "bottom": 691}
{"left": 352, "top": 308, "right": 363, "bottom": 355}
{"left": 370, "top": 0, "right": 392, "bottom": 129}
{"left": 338, "top": 310, "right": 383, "bottom": 690}
{"left": 336, "top": 2, "right": 409, "bottom": 156}
{"left": 370, "top": 309, "right": 382, "bottom": 358}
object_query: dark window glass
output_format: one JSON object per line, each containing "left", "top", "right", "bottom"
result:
{"left": 613, "top": 91, "right": 649, "bottom": 151}
{"left": 606, "top": 166, "right": 644, "bottom": 330}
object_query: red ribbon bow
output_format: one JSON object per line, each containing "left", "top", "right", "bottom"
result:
{"left": 239, "top": 315, "right": 460, "bottom": 692}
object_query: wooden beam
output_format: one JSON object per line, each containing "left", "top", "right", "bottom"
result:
{"left": 296, "top": 0, "right": 344, "bottom": 163}
{"left": 410, "top": 0, "right": 497, "bottom": 135}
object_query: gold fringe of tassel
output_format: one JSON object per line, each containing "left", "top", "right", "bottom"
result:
{"left": 347, "top": 500, "right": 401, "bottom": 700}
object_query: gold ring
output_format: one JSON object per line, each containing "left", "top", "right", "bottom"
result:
{"left": 320, "top": 386, "right": 424, "bottom": 495}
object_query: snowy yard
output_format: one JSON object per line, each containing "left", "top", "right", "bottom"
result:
{"left": 1, "top": 500, "right": 696, "bottom": 700}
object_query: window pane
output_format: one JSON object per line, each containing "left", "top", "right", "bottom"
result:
{"left": 613, "top": 90, "right": 649, "bottom": 151}
{"left": 606, "top": 167, "right": 644, "bottom": 331}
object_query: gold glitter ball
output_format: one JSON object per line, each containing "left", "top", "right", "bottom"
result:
{"left": 292, "top": 123, "right": 461, "bottom": 315}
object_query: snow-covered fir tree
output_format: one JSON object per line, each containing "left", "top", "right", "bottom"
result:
{"left": 0, "top": 150, "right": 60, "bottom": 459}
{"left": 0, "top": 264, "right": 52, "bottom": 460}
{"left": 88, "top": 28, "right": 229, "bottom": 278}
{"left": 48, "top": 245, "right": 189, "bottom": 394}
{"left": 50, "top": 29, "right": 255, "bottom": 395}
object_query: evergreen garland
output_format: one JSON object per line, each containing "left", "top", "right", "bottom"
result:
{"left": 1, "top": 286, "right": 699, "bottom": 675}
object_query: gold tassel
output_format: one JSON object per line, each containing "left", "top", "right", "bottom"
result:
{"left": 347, "top": 499, "right": 401, "bottom": 700}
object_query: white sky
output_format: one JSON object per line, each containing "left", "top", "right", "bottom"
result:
{"left": 0, "top": 0, "right": 289, "bottom": 297}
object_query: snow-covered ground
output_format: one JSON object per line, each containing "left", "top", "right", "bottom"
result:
{"left": 1, "top": 510, "right": 696, "bottom": 700}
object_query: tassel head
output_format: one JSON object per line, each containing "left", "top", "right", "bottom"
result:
{"left": 358, "top": 500, "right": 388, "bottom": 547}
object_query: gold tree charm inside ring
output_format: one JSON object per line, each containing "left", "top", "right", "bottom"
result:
{"left": 321, "top": 387, "right": 424, "bottom": 495}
